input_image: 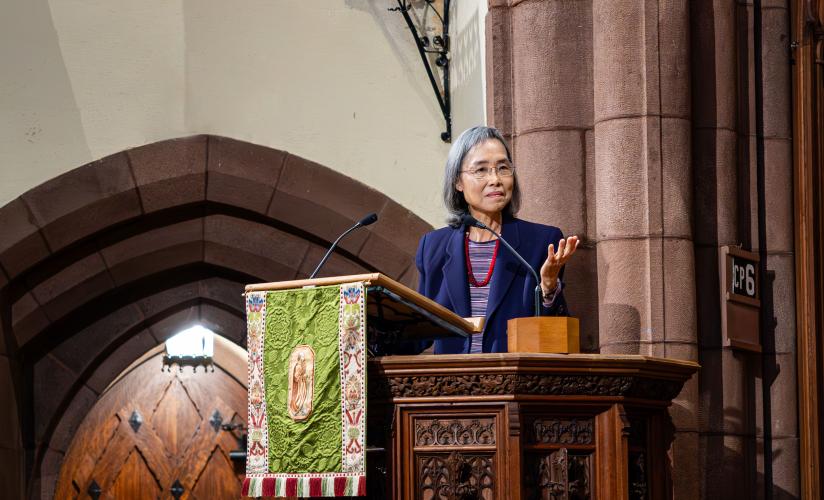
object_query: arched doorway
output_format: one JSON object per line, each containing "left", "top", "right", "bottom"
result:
{"left": 55, "top": 336, "right": 248, "bottom": 499}
{"left": 0, "top": 135, "right": 431, "bottom": 498}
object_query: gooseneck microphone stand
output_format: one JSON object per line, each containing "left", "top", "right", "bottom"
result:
{"left": 460, "top": 214, "right": 543, "bottom": 317}
{"left": 309, "top": 213, "right": 378, "bottom": 279}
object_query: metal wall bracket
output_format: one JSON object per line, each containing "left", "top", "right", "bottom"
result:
{"left": 389, "top": 0, "right": 452, "bottom": 142}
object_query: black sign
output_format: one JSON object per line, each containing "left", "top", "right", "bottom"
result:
{"left": 730, "top": 255, "right": 757, "bottom": 299}
{"left": 722, "top": 246, "right": 760, "bottom": 352}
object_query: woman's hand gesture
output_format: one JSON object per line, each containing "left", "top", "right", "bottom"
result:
{"left": 540, "top": 236, "right": 579, "bottom": 295}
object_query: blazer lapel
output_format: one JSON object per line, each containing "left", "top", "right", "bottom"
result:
{"left": 442, "top": 227, "right": 471, "bottom": 318}
{"left": 485, "top": 218, "right": 522, "bottom": 321}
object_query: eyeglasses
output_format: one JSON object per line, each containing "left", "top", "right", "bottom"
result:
{"left": 460, "top": 164, "right": 516, "bottom": 180}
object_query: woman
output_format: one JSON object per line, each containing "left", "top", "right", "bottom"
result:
{"left": 416, "top": 126, "right": 579, "bottom": 354}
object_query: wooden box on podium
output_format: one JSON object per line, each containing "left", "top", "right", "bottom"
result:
{"left": 507, "top": 316, "right": 580, "bottom": 353}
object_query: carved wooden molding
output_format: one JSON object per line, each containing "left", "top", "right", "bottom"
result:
{"left": 415, "top": 418, "right": 496, "bottom": 447}
{"left": 372, "top": 373, "right": 684, "bottom": 401}
{"left": 528, "top": 418, "right": 594, "bottom": 445}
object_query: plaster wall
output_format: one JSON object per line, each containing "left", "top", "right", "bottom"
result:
{"left": 0, "top": 0, "right": 489, "bottom": 227}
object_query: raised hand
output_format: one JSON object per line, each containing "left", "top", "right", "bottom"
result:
{"left": 540, "top": 236, "right": 579, "bottom": 294}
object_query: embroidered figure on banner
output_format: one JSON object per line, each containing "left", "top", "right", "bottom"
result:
{"left": 287, "top": 345, "right": 315, "bottom": 421}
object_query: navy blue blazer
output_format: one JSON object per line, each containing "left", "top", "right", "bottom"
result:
{"left": 415, "top": 217, "right": 569, "bottom": 354}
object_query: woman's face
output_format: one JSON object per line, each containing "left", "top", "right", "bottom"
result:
{"left": 456, "top": 139, "right": 514, "bottom": 218}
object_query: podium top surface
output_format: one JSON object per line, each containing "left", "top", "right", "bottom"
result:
{"left": 372, "top": 352, "right": 699, "bottom": 376}
{"left": 245, "top": 273, "right": 483, "bottom": 338}
{"left": 368, "top": 353, "right": 699, "bottom": 402}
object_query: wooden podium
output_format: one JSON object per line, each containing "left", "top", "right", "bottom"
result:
{"left": 245, "top": 275, "right": 698, "bottom": 499}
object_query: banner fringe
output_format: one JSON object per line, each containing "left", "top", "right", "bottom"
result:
{"left": 242, "top": 476, "right": 366, "bottom": 498}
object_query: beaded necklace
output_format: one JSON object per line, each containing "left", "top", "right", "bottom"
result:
{"left": 464, "top": 233, "right": 500, "bottom": 287}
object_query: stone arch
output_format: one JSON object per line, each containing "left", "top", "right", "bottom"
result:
{"left": 0, "top": 135, "right": 431, "bottom": 498}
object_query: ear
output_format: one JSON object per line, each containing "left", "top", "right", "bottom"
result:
{"left": 455, "top": 178, "right": 464, "bottom": 192}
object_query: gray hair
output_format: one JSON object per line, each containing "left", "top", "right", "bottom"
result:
{"left": 442, "top": 126, "right": 521, "bottom": 227}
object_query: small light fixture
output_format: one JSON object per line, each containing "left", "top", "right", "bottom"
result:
{"left": 163, "top": 325, "right": 215, "bottom": 372}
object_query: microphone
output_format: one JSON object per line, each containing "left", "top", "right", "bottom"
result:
{"left": 461, "top": 213, "right": 543, "bottom": 316}
{"left": 309, "top": 213, "right": 378, "bottom": 279}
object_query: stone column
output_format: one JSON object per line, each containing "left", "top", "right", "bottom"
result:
{"left": 485, "top": 0, "right": 513, "bottom": 142}
{"left": 487, "top": 0, "right": 598, "bottom": 350}
{"left": 592, "top": 0, "right": 698, "bottom": 498}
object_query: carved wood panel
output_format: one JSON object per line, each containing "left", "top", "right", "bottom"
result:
{"left": 415, "top": 418, "right": 496, "bottom": 447}
{"left": 628, "top": 452, "right": 648, "bottom": 500}
{"left": 524, "top": 450, "right": 592, "bottom": 500}
{"left": 527, "top": 418, "right": 594, "bottom": 446}
{"left": 418, "top": 451, "right": 495, "bottom": 500}
{"left": 522, "top": 415, "right": 595, "bottom": 500}
{"left": 404, "top": 410, "right": 503, "bottom": 499}
{"left": 627, "top": 416, "right": 649, "bottom": 500}
{"left": 55, "top": 353, "right": 247, "bottom": 499}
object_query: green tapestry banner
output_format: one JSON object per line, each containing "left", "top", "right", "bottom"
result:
{"left": 243, "top": 283, "right": 366, "bottom": 497}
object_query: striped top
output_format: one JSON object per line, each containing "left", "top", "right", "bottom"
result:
{"left": 467, "top": 239, "right": 497, "bottom": 353}
{"left": 467, "top": 238, "right": 564, "bottom": 354}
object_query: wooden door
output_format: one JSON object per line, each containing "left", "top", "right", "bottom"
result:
{"left": 55, "top": 350, "right": 247, "bottom": 499}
